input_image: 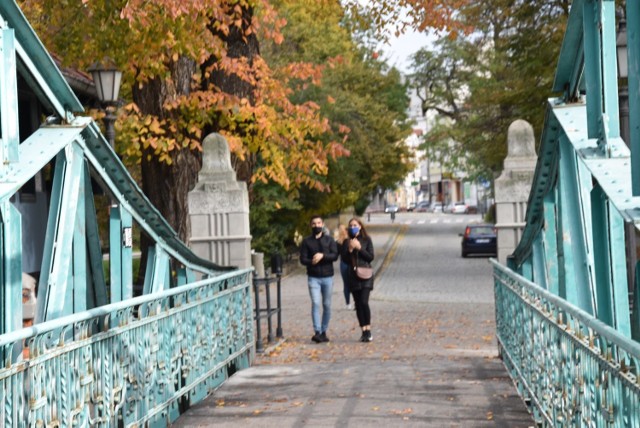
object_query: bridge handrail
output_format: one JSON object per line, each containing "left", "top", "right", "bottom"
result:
{"left": 492, "top": 259, "right": 640, "bottom": 425}
{"left": 79, "top": 121, "right": 236, "bottom": 273}
{"left": 492, "top": 259, "right": 640, "bottom": 358}
{"left": 0, "top": 267, "right": 252, "bottom": 351}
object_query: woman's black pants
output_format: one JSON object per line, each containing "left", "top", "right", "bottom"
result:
{"left": 352, "top": 288, "right": 371, "bottom": 327}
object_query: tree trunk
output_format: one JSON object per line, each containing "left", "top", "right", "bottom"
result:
{"left": 134, "top": 5, "right": 260, "bottom": 285}
{"left": 134, "top": 57, "right": 201, "bottom": 285}
{"left": 204, "top": 4, "right": 260, "bottom": 185}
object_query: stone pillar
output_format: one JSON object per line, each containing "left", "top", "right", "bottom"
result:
{"left": 188, "top": 133, "right": 251, "bottom": 269}
{"left": 495, "top": 120, "right": 538, "bottom": 263}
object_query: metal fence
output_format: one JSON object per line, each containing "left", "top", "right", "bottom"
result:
{"left": 492, "top": 260, "right": 640, "bottom": 426}
{"left": 0, "top": 268, "right": 253, "bottom": 427}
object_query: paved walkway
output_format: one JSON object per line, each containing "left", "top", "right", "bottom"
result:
{"left": 173, "top": 224, "right": 534, "bottom": 427}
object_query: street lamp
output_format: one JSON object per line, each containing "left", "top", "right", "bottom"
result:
{"left": 88, "top": 59, "right": 122, "bottom": 148}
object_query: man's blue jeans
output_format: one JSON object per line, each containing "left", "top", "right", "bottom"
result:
{"left": 307, "top": 276, "right": 333, "bottom": 333}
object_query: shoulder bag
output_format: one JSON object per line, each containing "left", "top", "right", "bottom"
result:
{"left": 352, "top": 253, "right": 373, "bottom": 280}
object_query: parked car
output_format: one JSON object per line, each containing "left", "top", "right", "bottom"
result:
{"left": 452, "top": 202, "right": 469, "bottom": 214}
{"left": 407, "top": 202, "right": 416, "bottom": 212}
{"left": 415, "top": 201, "right": 431, "bottom": 212}
{"left": 460, "top": 224, "right": 497, "bottom": 257}
{"left": 431, "top": 202, "right": 443, "bottom": 213}
{"left": 385, "top": 204, "right": 399, "bottom": 213}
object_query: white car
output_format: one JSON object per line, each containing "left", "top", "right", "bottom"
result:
{"left": 385, "top": 205, "right": 399, "bottom": 213}
{"left": 452, "top": 202, "right": 469, "bottom": 214}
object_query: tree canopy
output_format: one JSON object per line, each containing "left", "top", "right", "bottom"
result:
{"left": 408, "top": 0, "right": 570, "bottom": 179}
{"left": 19, "top": 0, "right": 417, "bottom": 256}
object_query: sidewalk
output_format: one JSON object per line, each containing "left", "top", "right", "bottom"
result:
{"left": 173, "top": 224, "right": 534, "bottom": 427}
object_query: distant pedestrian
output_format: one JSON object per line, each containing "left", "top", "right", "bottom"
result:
{"left": 300, "top": 215, "right": 339, "bottom": 343}
{"left": 340, "top": 217, "right": 375, "bottom": 342}
{"left": 336, "top": 224, "right": 353, "bottom": 310}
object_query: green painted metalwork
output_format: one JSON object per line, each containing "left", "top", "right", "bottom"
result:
{"left": 627, "top": 3, "right": 640, "bottom": 195}
{"left": 37, "top": 144, "right": 85, "bottom": 321}
{"left": 73, "top": 162, "right": 88, "bottom": 314}
{"left": 494, "top": 0, "right": 640, "bottom": 423}
{"left": 541, "top": 194, "right": 559, "bottom": 295}
{"left": 84, "top": 164, "right": 108, "bottom": 309}
{"left": 0, "top": 269, "right": 254, "bottom": 426}
{"left": 109, "top": 205, "right": 133, "bottom": 302}
{"left": 0, "top": 1, "right": 254, "bottom": 426}
{"left": 0, "top": 28, "right": 18, "bottom": 166}
{"left": 558, "top": 135, "right": 595, "bottom": 312}
{"left": 0, "top": 202, "right": 21, "bottom": 336}
{"left": 0, "top": 2, "right": 83, "bottom": 119}
{"left": 493, "top": 261, "right": 640, "bottom": 426}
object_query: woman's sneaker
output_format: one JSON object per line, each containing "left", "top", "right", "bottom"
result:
{"left": 364, "top": 330, "right": 373, "bottom": 342}
{"left": 359, "top": 332, "right": 367, "bottom": 342}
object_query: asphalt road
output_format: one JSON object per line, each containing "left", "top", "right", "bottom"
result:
{"left": 374, "top": 212, "right": 495, "bottom": 304}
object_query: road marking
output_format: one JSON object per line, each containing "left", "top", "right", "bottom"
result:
{"left": 417, "top": 220, "right": 425, "bottom": 224}
{"left": 430, "top": 219, "right": 438, "bottom": 223}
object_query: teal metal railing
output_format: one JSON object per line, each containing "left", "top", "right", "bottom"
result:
{"left": 492, "top": 2, "right": 640, "bottom": 418}
{"left": 0, "top": 268, "right": 253, "bottom": 427}
{"left": 493, "top": 261, "right": 640, "bottom": 426}
{"left": 0, "top": 2, "right": 256, "bottom": 426}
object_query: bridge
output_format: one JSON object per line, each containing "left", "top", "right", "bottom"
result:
{"left": 0, "top": 0, "right": 639, "bottom": 427}
{"left": 0, "top": 2, "right": 252, "bottom": 426}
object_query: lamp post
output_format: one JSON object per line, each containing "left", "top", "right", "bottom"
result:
{"left": 88, "top": 59, "right": 122, "bottom": 148}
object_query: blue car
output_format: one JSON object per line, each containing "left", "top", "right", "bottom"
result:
{"left": 460, "top": 224, "right": 497, "bottom": 257}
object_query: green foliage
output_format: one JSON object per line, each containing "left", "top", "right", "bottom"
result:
{"left": 409, "top": 0, "right": 569, "bottom": 177}
{"left": 256, "top": 0, "right": 412, "bottom": 247}
{"left": 249, "top": 181, "right": 301, "bottom": 255}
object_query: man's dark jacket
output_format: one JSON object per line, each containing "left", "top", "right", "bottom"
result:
{"left": 300, "top": 233, "right": 339, "bottom": 278}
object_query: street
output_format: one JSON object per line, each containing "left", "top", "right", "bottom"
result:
{"left": 371, "top": 211, "right": 495, "bottom": 305}
{"left": 173, "top": 212, "right": 534, "bottom": 427}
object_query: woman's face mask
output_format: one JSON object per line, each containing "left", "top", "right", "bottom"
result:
{"left": 348, "top": 225, "right": 360, "bottom": 238}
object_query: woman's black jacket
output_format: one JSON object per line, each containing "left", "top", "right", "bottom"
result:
{"left": 339, "top": 235, "right": 375, "bottom": 290}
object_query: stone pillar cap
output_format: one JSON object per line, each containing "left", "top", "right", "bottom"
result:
{"left": 506, "top": 120, "right": 536, "bottom": 158}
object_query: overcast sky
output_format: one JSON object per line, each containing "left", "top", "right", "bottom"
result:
{"left": 378, "top": 30, "right": 436, "bottom": 73}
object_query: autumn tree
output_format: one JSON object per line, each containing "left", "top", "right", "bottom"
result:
{"left": 19, "top": 0, "right": 347, "bottom": 250}
{"left": 248, "top": 0, "right": 412, "bottom": 253}
{"left": 20, "top": 0, "right": 463, "bottom": 259}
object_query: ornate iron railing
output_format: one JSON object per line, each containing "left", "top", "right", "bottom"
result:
{"left": 0, "top": 268, "right": 253, "bottom": 427}
{"left": 493, "top": 260, "right": 640, "bottom": 426}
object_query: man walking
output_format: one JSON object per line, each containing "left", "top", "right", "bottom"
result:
{"left": 300, "top": 215, "right": 338, "bottom": 343}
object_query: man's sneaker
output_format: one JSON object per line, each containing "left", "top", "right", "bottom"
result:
{"left": 319, "top": 332, "right": 330, "bottom": 342}
{"left": 312, "top": 332, "right": 322, "bottom": 343}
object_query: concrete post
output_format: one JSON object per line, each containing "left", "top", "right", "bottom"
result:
{"left": 494, "top": 120, "right": 538, "bottom": 263}
{"left": 188, "top": 133, "right": 251, "bottom": 269}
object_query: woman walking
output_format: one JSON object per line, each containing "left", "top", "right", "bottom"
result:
{"left": 336, "top": 225, "right": 353, "bottom": 310}
{"left": 340, "top": 217, "right": 375, "bottom": 342}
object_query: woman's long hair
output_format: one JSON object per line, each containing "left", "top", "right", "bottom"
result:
{"left": 348, "top": 217, "right": 369, "bottom": 239}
